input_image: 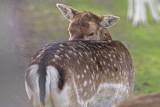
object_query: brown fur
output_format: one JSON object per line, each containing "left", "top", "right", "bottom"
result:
{"left": 68, "top": 11, "right": 111, "bottom": 40}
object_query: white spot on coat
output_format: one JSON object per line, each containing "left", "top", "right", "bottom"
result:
{"left": 59, "top": 44, "right": 64, "bottom": 47}
{"left": 65, "top": 54, "right": 70, "bottom": 59}
{"left": 81, "top": 74, "right": 84, "bottom": 78}
{"left": 84, "top": 69, "right": 87, "bottom": 73}
{"left": 84, "top": 92, "right": 88, "bottom": 97}
{"left": 83, "top": 81, "right": 88, "bottom": 87}
{"left": 54, "top": 54, "right": 60, "bottom": 59}
{"left": 89, "top": 79, "right": 92, "bottom": 84}
{"left": 77, "top": 75, "right": 80, "bottom": 79}
{"left": 77, "top": 60, "right": 80, "bottom": 65}
{"left": 86, "top": 65, "right": 89, "bottom": 70}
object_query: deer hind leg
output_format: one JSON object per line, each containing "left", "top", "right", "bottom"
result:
{"left": 127, "top": 0, "right": 134, "bottom": 20}
{"left": 148, "top": 0, "right": 160, "bottom": 22}
{"left": 132, "top": 0, "right": 140, "bottom": 26}
{"left": 141, "top": 0, "right": 147, "bottom": 25}
{"left": 132, "top": 0, "right": 147, "bottom": 26}
{"left": 157, "top": 0, "right": 160, "bottom": 12}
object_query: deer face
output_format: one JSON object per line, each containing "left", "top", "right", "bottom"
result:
{"left": 68, "top": 12, "right": 102, "bottom": 40}
{"left": 57, "top": 3, "right": 120, "bottom": 41}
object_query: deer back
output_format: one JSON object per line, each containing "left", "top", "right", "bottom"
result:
{"left": 27, "top": 40, "right": 134, "bottom": 107}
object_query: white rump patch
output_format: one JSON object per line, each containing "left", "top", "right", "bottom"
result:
{"left": 46, "top": 65, "right": 59, "bottom": 88}
{"left": 47, "top": 66, "right": 70, "bottom": 107}
{"left": 25, "top": 64, "right": 40, "bottom": 107}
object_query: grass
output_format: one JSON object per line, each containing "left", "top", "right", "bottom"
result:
{"left": 26, "top": 0, "right": 160, "bottom": 94}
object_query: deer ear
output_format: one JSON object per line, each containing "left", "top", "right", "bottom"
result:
{"left": 56, "top": 3, "right": 80, "bottom": 21}
{"left": 100, "top": 15, "right": 120, "bottom": 27}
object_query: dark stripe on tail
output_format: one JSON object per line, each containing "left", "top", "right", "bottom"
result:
{"left": 37, "top": 51, "right": 49, "bottom": 105}
{"left": 38, "top": 61, "right": 47, "bottom": 105}
{"left": 55, "top": 65, "right": 65, "bottom": 90}
{"left": 37, "top": 64, "right": 65, "bottom": 105}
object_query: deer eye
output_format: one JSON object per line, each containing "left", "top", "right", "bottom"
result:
{"left": 88, "top": 32, "right": 94, "bottom": 37}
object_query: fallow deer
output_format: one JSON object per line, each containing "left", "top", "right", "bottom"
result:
{"left": 25, "top": 3, "right": 134, "bottom": 107}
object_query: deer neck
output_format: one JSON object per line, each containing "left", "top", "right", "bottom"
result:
{"left": 99, "top": 28, "right": 112, "bottom": 41}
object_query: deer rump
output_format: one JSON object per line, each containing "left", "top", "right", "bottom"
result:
{"left": 25, "top": 40, "right": 134, "bottom": 107}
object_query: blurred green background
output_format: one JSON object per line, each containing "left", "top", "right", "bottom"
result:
{"left": 0, "top": 0, "right": 159, "bottom": 107}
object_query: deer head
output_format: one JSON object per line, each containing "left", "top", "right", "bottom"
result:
{"left": 57, "top": 3, "right": 120, "bottom": 40}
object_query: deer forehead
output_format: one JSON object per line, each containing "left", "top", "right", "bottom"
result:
{"left": 77, "top": 11, "right": 100, "bottom": 22}
{"left": 68, "top": 12, "right": 100, "bottom": 32}
{"left": 88, "top": 22, "right": 98, "bottom": 32}
{"left": 69, "top": 21, "right": 98, "bottom": 34}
